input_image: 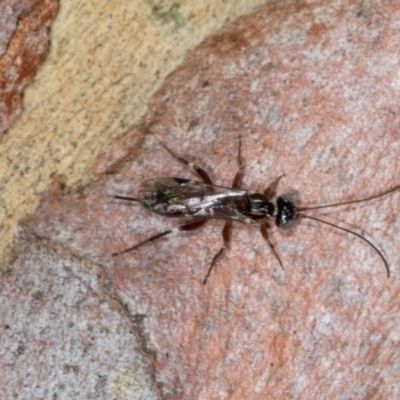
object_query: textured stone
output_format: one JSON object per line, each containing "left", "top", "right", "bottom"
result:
{"left": 14, "top": 1, "right": 400, "bottom": 398}
{"left": 0, "top": 0, "right": 58, "bottom": 135}
{"left": 0, "top": 228, "right": 159, "bottom": 400}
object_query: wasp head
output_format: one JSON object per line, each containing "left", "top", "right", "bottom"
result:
{"left": 276, "top": 196, "right": 297, "bottom": 228}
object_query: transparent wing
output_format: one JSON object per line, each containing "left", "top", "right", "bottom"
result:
{"left": 138, "top": 178, "right": 249, "bottom": 220}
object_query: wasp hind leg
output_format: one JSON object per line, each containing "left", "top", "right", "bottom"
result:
{"left": 161, "top": 144, "right": 213, "bottom": 185}
{"left": 112, "top": 218, "right": 208, "bottom": 256}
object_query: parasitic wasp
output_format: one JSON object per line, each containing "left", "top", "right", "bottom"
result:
{"left": 110, "top": 138, "right": 399, "bottom": 284}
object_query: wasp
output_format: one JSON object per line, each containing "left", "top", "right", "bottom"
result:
{"left": 110, "top": 138, "right": 398, "bottom": 284}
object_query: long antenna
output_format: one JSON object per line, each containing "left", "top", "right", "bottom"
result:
{"left": 298, "top": 182, "right": 400, "bottom": 211}
{"left": 298, "top": 213, "right": 390, "bottom": 278}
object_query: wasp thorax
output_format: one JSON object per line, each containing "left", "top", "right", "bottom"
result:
{"left": 248, "top": 193, "right": 276, "bottom": 220}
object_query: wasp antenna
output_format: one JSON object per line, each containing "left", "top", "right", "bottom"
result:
{"left": 298, "top": 182, "right": 400, "bottom": 212}
{"left": 298, "top": 213, "right": 390, "bottom": 278}
{"left": 108, "top": 195, "right": 139, "bottom": 202}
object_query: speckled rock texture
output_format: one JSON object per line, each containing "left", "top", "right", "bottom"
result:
{"left": 0, "top": 229, "right": 159, "bottom": 399}
{"left": 0, "top": 0, "right": 58, "bottom": 135}
{"left": 4, "top": 1, "right": 400, "bottom": 399}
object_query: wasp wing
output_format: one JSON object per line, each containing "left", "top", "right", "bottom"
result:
{"left": 138, "top": 178, "right": 250, "bottom": 221}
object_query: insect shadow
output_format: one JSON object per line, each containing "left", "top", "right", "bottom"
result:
{"left": 109, "top": 138, "right": 398, "bottom": 284}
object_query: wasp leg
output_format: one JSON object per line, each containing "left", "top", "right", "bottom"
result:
{"left": 203, "top": 220, "right": 232, "bottom": 285}
{"left": 112, "top": 218, "right": 208, "bottom": 256}
{"left": 260, "top": 222, "right": 284, "bottom": 269}
{"left": 161, "top": 144, "right": 213, "bottom": 185}
{"left": 232, "top": 136, "right": 244, "bottom": 189}
{"left": 202, "top": 137, "right": 242, "bottom": 284}
{"left": 263, "top": 175, "right": 285, "bottom": 198}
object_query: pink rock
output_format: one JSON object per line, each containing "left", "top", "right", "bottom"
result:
{"left": 11, "top": 1, "right": 400, "bottom": 398}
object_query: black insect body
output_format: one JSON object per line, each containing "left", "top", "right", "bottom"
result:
{"left": 110, "top": 139, "right": 398, "bottom": 284}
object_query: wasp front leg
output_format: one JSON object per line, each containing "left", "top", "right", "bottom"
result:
{"left": 232, "top": 136, "right": 244, "bottom": 189}
{"left": 263, "top": 175, "right": 284, "bottom": 198}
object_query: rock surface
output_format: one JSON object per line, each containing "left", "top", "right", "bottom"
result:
{"left": 3, "top": 1, "right": 400, "bottom": 399}
{"left": 0, "top": 0, "right": 58, "bottom": 135}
